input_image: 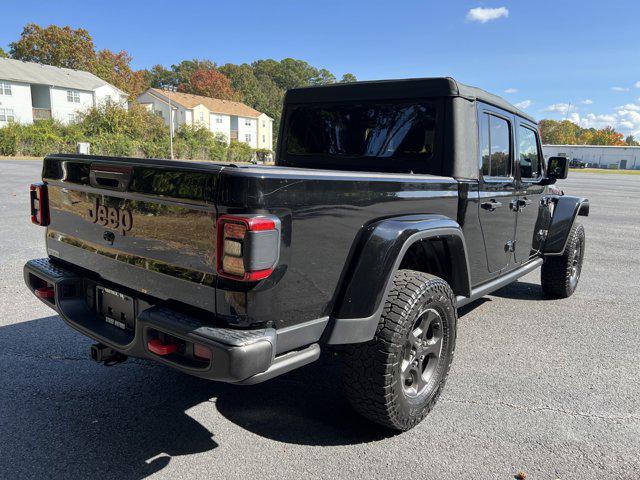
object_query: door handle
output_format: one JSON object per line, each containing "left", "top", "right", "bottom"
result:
{"left": 481, "top": 200, "right": 503, "bottom": 212}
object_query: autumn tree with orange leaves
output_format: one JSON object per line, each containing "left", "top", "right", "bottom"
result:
{"left": 181, "top": 68, "right": 237, "bottom": 101}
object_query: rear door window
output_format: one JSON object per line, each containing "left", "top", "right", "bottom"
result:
{"left": 480, "top": 113, "right": 512, "bottom": 178}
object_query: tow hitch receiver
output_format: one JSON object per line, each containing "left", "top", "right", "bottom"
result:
{"left": 90, "top": 343, "right": 128, "bottom": 366}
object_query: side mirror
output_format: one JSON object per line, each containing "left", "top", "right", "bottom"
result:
{"left": 544, "top": 156, "right": 569, "bottom": 183}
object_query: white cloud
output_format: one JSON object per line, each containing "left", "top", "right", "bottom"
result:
{"left": 634, "top": 81, "right": 640, "bottom": 88}
{"left": 515, "top": 100, "right": 532, "bottom": 109}
{"left": 612, "top": 86, "right": 630, "bottom": 92}
{"left": 544, "top": 103, "right": 572, "bottom": 115}
{"left": 504, "top": 87, "right": 518, "bottom": 94}
{"left": 466, "top": 7, "right": 509, "bottom": 23}
{"left": 581, "top": 99, "right": 593, "bottom": 105}
{"left": 616, "top": 103, "right": 640, "bottom": 111}
{"left": 566, "top": 104, "right": 640, "bottom": 137}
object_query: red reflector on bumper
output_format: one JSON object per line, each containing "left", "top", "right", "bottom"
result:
{"left": 34, "top": 286, "right": 55, "bottom": 299}
{"left": 194, "top": 343, "right": 212, "bottom": 360}
{"left": 148, "top": 339, "right": 178, "bottom": 356}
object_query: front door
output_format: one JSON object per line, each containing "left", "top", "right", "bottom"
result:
{"left": 514, "top": 121, "right": 545, "bottom": 263}
{"left": 477, "top": 107, "right": 518, "bottom": 273}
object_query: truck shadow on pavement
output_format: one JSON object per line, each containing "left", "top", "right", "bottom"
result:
{"left": 489, "top": 280, "right": 550, "bottom": 301}
{"left": 0, "top": 315, "right": 391, "bottom": 480}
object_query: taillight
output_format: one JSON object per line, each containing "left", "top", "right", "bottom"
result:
{"left": 216, "top": 215, "right": 280, "bottom": 281}
{"left": 30, "top": 182, "right": 49, "bottom": 226}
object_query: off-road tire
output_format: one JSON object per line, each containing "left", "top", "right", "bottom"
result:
{"left": 343, "top": 270, "right": 457, "bottom": 431}
{"left": 541, "top": 222, "right": 585, "bottom": 299}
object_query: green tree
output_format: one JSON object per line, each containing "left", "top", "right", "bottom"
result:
{"left": 89, "top": 49, "right": 149, "bottom": 98}
{"left": 219, "top": 63, "right": 284, "bottom": 119}
{"left": 145, "top": 64, "right": 177, "bottom": 88}
{"left": 172, "top": 59, "right": 216, "bottom": 91}
{"left": 625, "top": 135, "right": 639, "bottom": 146}
{"left": 340, "top": 73, "right": 358, "bottom": 83}
{"left": 252, "top": 58, "right": 333, "bottom": 91}
{"left": 9, "top": 23, "right": 95, "bottom": 69}
{"left": 0, "top": 47, "right": 8, "bottom": 58}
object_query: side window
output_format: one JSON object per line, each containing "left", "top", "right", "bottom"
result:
{"left": 480, "top": 114, "right": 490, "bottom": 175}
{"left": 480, "top": 113, "right": 512, "bottom": 178}
{"left": 518, "top": 126, "right": 541, "bottom": 178}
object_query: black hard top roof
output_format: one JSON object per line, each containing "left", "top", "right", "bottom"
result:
{"left": 285, "top": 77, "right": 536, "bottom": 124}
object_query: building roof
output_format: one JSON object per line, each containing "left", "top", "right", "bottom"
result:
{"left": 144, "top": 88, "right": 266, "bottom": 119}
{"left": 285, "top": 77, "right": 535, "bottom": 123}
{"left": 0, "top": 57, "right": 125, "bottom": 94}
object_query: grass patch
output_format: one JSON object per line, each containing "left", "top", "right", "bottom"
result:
{"left": 571, "top": 168, "right": 640, "bottom": 175}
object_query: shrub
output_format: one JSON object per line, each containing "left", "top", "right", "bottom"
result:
{"left": 227, "top": 140, "right": 254, "bottom": 163}
{"left": 88, "top": 133, "right": 140, "bottom": 157}
{"left": 0, "top": 102, "right": 252, "bottom": 162}
{"left": 0, "top": 122, "right": 20, "bottom": 155}
{"left": 254, "top": 148, "right": 272, "bottom": 163}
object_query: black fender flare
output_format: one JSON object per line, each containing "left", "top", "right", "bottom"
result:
{"left": 543, "top": 196, "right": 589, "bottom": 256}
{"left": 326, "top": 214, "right": 471, "bottom": 345}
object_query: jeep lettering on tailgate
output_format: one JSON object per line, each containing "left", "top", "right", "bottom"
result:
{"left": 88, "top": 198, "right": 133, "bottom": 235}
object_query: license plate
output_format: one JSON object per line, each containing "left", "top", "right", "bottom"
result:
{"left": 97, "top": 286, "right": 135, "bottom": 330}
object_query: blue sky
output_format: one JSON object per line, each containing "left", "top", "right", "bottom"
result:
{"left": 3, "top": 1, "right": 640, "bottom": 135}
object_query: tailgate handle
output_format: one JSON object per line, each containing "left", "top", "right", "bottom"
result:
{"left": 90, "top": 164, "right": 133, "bottom": 191}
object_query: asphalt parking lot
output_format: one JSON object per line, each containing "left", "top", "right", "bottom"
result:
{"left": 1, "top": 160, "right": 638, "bottom": 480}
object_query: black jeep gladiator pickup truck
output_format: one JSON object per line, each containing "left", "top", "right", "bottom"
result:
{"left": 25, "top": 77, "right": 588, "bottom": 431}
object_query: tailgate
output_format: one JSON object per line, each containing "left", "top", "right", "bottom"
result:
{"left": 42, "top": 155, "right": 223, "bottom": 313}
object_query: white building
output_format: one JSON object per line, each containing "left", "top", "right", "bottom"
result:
{"left": 136, "top": 88, "right": 274, "bottom": 151}
{"left": 0, "top": 57, "right": 127, "bottom": 126}
{"left": 543, "top": 144, "right": 640, "bottom": 170}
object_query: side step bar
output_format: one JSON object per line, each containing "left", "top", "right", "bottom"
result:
{"left": 456, "top": 258, "right": 544, "bottom": 308}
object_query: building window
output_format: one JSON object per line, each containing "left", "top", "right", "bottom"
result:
{"left": 0, "top": 108, "right": 15, "bottom": 122}
{"left": 262, "top": 135, "right": 266, "bottom": 143}
{"left": 214, "top": 115, "right": 223, "bottom": 124}
{"left": 68, "top": 113, "right": 76, "bottom": 124}
{"left": 199, "top": 112, "right": 205, "bottom": 121}
{"left": 67, "top": 90, "right": 80, "bottom": 103}
{"left": 0, "top": 82, "right": 11, "bottom": 95}
{"left": 245, "top": 134, "right": 252, "bottom": 143}
{"left": 262, "top": 120, "right": 265, "bottom": 128}
{"left": 245, "top": 119, "right": 251, "bottom": 126}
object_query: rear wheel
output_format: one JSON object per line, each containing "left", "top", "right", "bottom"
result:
{"left": 541, "top": 223, "right": 585, "bottom": 298}
{"left": 343, "top": 270, "right": 457, "bottom": 431}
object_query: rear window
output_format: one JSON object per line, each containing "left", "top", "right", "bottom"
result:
{"left": 280, "top": 100, "right": 441, "bottom": 174}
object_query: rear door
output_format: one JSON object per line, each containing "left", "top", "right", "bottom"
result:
{"left": 514, "top": 120, "right": 546, "bottom": 263}
{"left": 477, "top": 105, "right": 518, "bottom": 273}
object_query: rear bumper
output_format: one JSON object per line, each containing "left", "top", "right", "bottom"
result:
{"left": 24, "top": 258, "right": 320, "bottom": 384}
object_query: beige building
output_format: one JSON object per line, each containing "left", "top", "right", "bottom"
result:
{"left": 136, "top": 88, "right": 273, "bottom": 151}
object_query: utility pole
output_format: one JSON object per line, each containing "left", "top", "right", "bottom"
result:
{"left": 162, "top": 84, "right": 177, "bottom": 159}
